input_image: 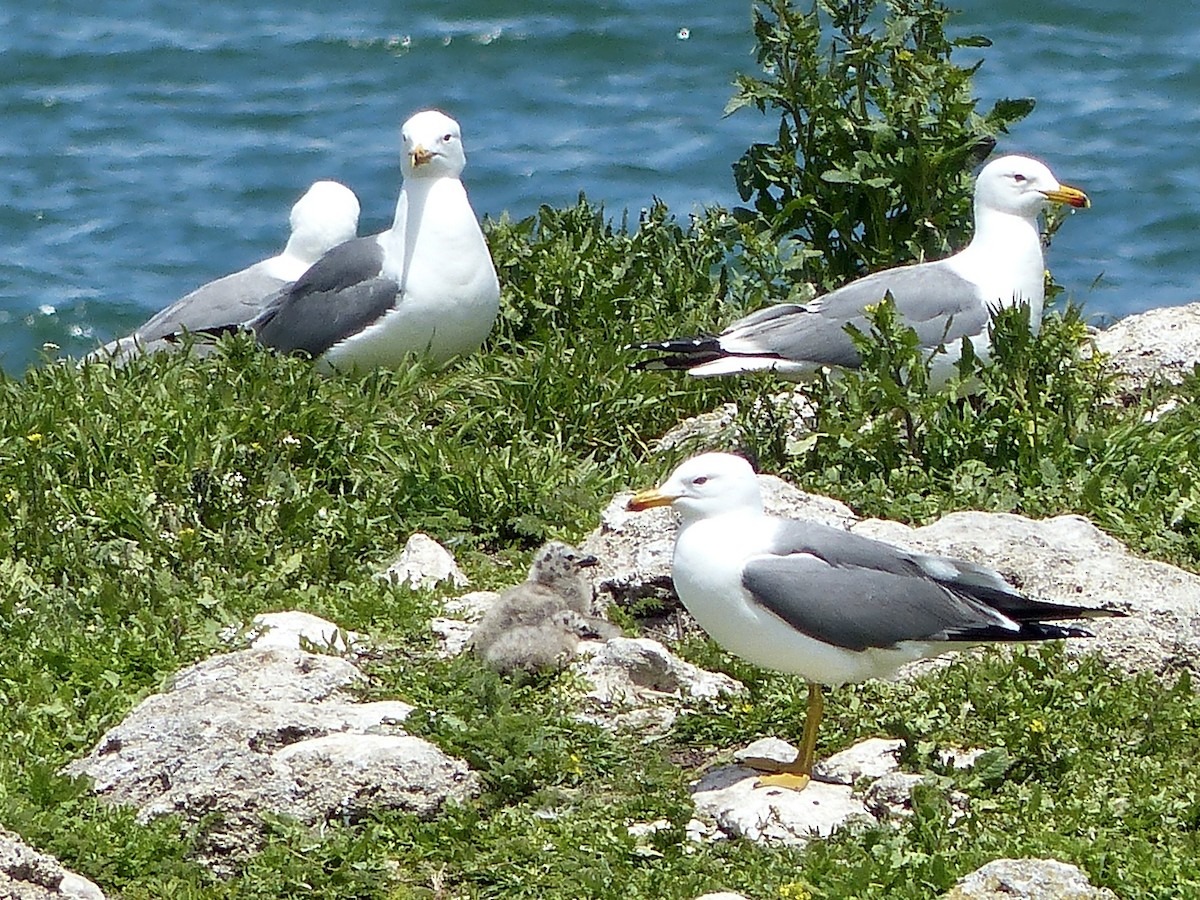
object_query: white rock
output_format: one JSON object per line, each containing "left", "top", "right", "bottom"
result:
{"left": 1093, "top": 301, "right": 1200, "bottom": 402}
{"left": 0, "top": 825, "right": 106, "bottom": 899}
{"left": 249, "top": 610, "right": 361, "bottom": 654}
{"left": 691, "top": 764, "right": 872, "bottom": 845}
{"left": 430, "top": 617, "right": 477, "bottom": 658}
{"left": 862, "top": 771, "right": 927, "bottom": 819}
{"left": 65, "top": 646, "right": 474, "bottom": 872}
{"left": 943, "top": 857, "right": 1119, "bottom": 899}
{"left": 812, "top": 737, "right": 904, "bottom": 785}
{"left": 733, "top": 737, "right": 801, "bottom": 772}
{"left": 443, "top": 590, "right": 501, "bottom": 622}
{"left": 381, "top": 533, "right": 468, "bottom": 591}
{"left": 571, "top": 637, "right": 744, "bottom": 732}
{"left": 939, "top": 747, "right": 988, "bottom": 770}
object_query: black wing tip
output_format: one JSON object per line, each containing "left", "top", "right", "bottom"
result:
{"left": 624, "top": 334, "right": 726, "bottom": 372}
{"left": 628, "top": 353, "right": 725, "bottom": 372}
{"left": 623, "top": 334, "right": 720, "bottom": 352}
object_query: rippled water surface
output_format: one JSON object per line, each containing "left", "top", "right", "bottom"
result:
{"left": 2, "top": 1, "right": 1196, "bottom": 372}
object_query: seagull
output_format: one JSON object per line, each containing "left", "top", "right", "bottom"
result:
{"left": 470, "top": 542, "right": 619, "bottom": 675}
{"left": 626, "top": 452, "right": 1124, "bottom": 790}
{"left": 91, "top": 181, "right": 360, "bottom": 362}
{"left": 628, "top": 155, "right": 1089, "bottom": 380}
{"left": 240, "top": 110, "right": 500, "bottom": 374}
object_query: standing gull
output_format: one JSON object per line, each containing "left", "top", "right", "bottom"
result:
{"left": 629, "top": 155, "right": 1089, "bottom": 379}
{"left": 92, "top": 180, "right": 360, "bottom": 361}
{"left": 242, "top": 110, "right": 500, "bottom": 374}
{"left": 627, "top": 452, "right": 1124, "bottom": 790}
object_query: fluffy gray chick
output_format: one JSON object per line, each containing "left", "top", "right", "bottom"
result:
{"left": 471, "top": 541, "right": 619, "bottom": 674}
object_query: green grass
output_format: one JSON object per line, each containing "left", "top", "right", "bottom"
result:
{"left": 5, "top": 2, "right": 1200, "bottom": 890}
{"left": 1, "top": 197, "right": 1198, "bottom": 899}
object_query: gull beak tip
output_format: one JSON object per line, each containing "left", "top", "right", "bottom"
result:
{"left": 1044, "top": 184, "right": 1090, "bottom": 209}
{"left": 626, "top": 488, "right": 675, "bottom": 512}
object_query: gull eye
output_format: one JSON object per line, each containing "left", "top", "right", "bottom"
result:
{"left": 692, "top": 476, "right": 709, "bottom": 486}
{"left": 442, "top": 132, "right": 454, "bottom": 142}
{"left": 1013, "top": 173, "right": 1027, "bottom": 183}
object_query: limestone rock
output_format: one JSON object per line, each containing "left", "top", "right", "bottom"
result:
{"left": 939, "top": 747, "right": 988, "bottom": 770}
{"left": 651, "top": 390, "right": 819, "bottom": 457}
{"left": 0, "top": 826, "right": 105, "bottom": 899}
{"left": 812, "top": 737, "right": 904, "bottom": 786}
{"left": 728, "top": 735, "right": 921, "bottom": 787}
{"left": 247, "top": 610, "right": 361, "bottom": 654}
{"left": 692, "top": 737, "right": 915, "bottom": 845}
{"left": 691, "top": 762, "right": 872, "bottom": 845}
{"left": 431, "top": 616, "right": 478, "bottom": 658}
{"left": 733, "top": 737, "right": 802, "bottom": 773}
{"left": 443, "top": 591, "right": 500, "bottom": 623}
{"left": 65, "top": 647, "right": 475, "bottom": 871}
{"left": 691, "top": 737, "right": 972, "bottom": 846}
{"left": 1094, "top": 301, "right": 1200, "bottom": 403}
{"left": 571, "top": 637, "right": 744, "bottom": 732}
{"left": 381, "top": 533, "right": 468, "bottom": 591}
{"left": 432, "top": 591, "right": 502, "bottom": 658}
{"left": 861, "top": 771, "right": 928, "bottom": 819}
{"left": 854, "top": 511, "right": 1194, "bottom": 678}
{"left": 943, "top": 858, "right": 1119, "bottom": 899}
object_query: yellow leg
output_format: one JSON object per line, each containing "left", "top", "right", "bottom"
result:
{"left": 756, "top": 683, "right": 824, "bottom": 792}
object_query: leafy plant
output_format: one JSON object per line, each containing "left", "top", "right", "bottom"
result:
{"left": 728, "top": 0, "right": 1034, "bottom": 289}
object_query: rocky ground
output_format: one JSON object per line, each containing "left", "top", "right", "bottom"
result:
{"left": 7, "top": 302, "right": 1200, "bottom": 899}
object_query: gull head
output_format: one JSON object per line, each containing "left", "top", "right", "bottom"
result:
{"left": 285, "top": 180, "right": 361, "bottom": 266}
{"left": 528, "top": 541, "right": 599, "bottom": 587}
{"left": 401, "top": 109, "right": 467, "bottom": 179}
{"left": 974, "top": 154, "right": 1090, "bottom": 222}
{"left": 627, "top": 452, "right": 764, "bottom": 522}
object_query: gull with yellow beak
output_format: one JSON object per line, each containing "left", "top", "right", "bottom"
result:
{"left": 628, "top": 452, "right": 1123, "bottom": 791}
{"left": 629, "top": 155, "right": 1090, "bottom": 381}
{"left": 233, "top": 109, "right": 499, "bottom": 373}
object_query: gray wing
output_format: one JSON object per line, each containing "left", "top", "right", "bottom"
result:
{"left": 722, "top": 261, "right": 987, "bottom": 366}
{"left": 742, "top": 553, "right": 1014, "bottom": 652}
{"left": 135, "top": 265, "right": 289, "bottom": 342}
{"left": 741, "top": 520, "right": 1111, "bottom": 652}
{"left": 251, "top": 237, "right": 398, "bottom": 356}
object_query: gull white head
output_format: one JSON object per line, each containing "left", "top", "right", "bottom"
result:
{"left": 973, "top": 154, "right": 1090, "bottom": 223}
{"left": 401, "top": 109, "right": 467, "bottom": 180}
{"left": 627, "top": 452, "right": 765, "bottom": 523}
{"left": 283, "top": 180, "right": 361, "bottom": 266}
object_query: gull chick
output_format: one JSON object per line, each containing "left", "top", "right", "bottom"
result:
{"left": 471, "top": 541, "right": 619, "bottom": 675}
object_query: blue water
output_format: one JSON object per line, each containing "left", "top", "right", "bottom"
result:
{"left": 2, "top": 1, "right": 1196, "bottom": 374}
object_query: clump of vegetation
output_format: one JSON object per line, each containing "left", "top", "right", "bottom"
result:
{"left": 2, "top": 1, "right": 1199, "bottom": 897}
{"left": 727, "top": 0, "right": 1033, "bottom": 293}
